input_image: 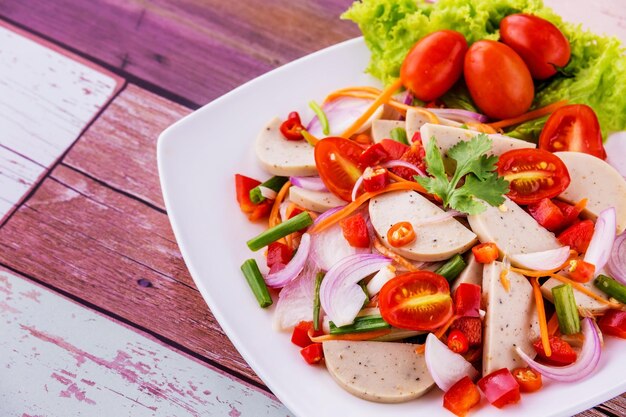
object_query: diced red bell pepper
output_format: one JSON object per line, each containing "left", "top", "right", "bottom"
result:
{"left": 339, "top": 213, "right": 370, "bottom": 248}
{"left": 566, "top": 259, "right": 595, "bottom": 283}
{"left": 558, "top": 220, "right": 595, "bottom": 254}
{"left": 280, "top": 111, "right": 304, "bottom": 141}
{"left": 454, "top": 283, "right": 481, "bottom": 318}
{"left": 477, "top": 368, "right": 521, "bottom": 408}
{"left": 443, "top": 376, "right": 481, "bottom": 417}
{"left": 235, "top": 174, "right": 272, "bottom": 221}
{"left": 362, "top": 166, "right": 388, "bottom": 193}
{"left": 359, "top": 143, "right": 390, "bottom": 168}
{"left": 512, "top": 367, "right": 543, "bottom": 393}
{"left": 450, "top": 317, "right": 482, "bottom": 347}
{"left": 392, "top": 141, "right": 427, "bottom": 180}
{"left": 598, "top": 309, "right": 626, "bottom": 339}
{"left": 379, "top": 139, "right": 409, "bottom": 161}
{"left": 287, "top": 206, "right": 304, "bottom": 220}
{"left": 447, "top": 329, "right": 469, "bottom": 354}
{"left": 532, "top": 336, "right": 577, "bottom": 366}
{"left": 291, "top": 321, "right": 315, "bottom": 348}
{"left": 553, "top": 199, "right": 587, "bottom": 228}
{"left": 300, "top": 343, "right": 324, "bottom": 365}
{"left": 528, "top": 198, "right": 566, "bottom": 232}
{"left": 266, "top": 242, "right": 293, "bottom": 270}
{"left": 472, "top": 242, "right": 499, "bottom": 264}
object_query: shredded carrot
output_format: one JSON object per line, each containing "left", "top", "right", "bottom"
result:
{"left": 488, "top": 100, "right": 569, "bottom": 130}
{"left": 308, "top": 328, "right": 391, "bottom": 342}
{"left": 531, "top": 277, "right": 552, "bottom": 357}
{"left": 308, "top": 181, "right": 426, "bottom": 234}
{"left": 547, "top": 312, "right": 560, "bottom": 336}
{"left": 387, "top": 170, "right": 411, "bottom": 183}
{"left": 325, "top": 86, "right": 383, "bottom": 97}
{"left": 269, "top": 181, "right": 291, "bottom": 228}
{"left": 574, "top": 198, "right": 588, "bottom": 212}
{"left": 415, "top": 315, "right": 459, "bottom": 354}
{"left": 466, "top": 122, "right": 497, "bottom": 134}
{"left": 508, "top": 255, "right": 575, "bottom": 278}
{"left": 499, "top": 269, "right": 511, "bottom": 292}
{"left": 373, "top": 237, "right": 418, "bottom": 272}
{"left": 341, "top": 79, "right": 404, "bottom": 138}
{"left": 547, "top": 274, "right": 622, "bottom": 308}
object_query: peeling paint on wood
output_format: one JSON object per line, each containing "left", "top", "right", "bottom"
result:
{"left": 0, "top": 267, "right": 290, "bottom": 417}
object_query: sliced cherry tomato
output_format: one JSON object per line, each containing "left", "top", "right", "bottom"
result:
{"left": 478, "top": 368, "right": 521, "bottom": 408}
{"left": 598, "top": 309, "right": 626, "bottom": 339}
{"left": 528, "top": 198, "right": 566, "bottom": 232}
{"left": 566, "top": 259, "right": 595, "bottom": 283}
{"left": 387, "top": 222, "right": 417, "bottom": 247}
{"left": 379, "top": 138, "right": 409, "bottom": 161}
{"left": 339, "top": 213, "right": 370, "bottom": 248}
{"left": 497, "top": 148, "right": 571, "bottom": 205}
{"left": 266, "top": 242, "right": 293, "bottom": 270}
{"left": 450, "top": 317, "right": 482, "bottom": 347}
{"left": 378, "top": 271, "right": 453, "bottom": 331}
{"left": 512, "top": 367, "right": 543, "bottom": 393}
{"left": 400, "top": 30, "right": 468, "bottom": 102}
{"left": 558, "top": 220, "right": 595, "bottom": 254}
{"left": 300, "top": 343, "right": 324, "bottom": 365}
{"left": 464, "top": 40, "right": 534, "bottom": 119}
{"left": 291, "top": 321, "right": 315, "bottom": 348}
{"left": 500, "top": 14, "right": 571, "bottom": 80}
{"left": 362, "top": 166, "right": 388, "bottom": 193}
{"left": 392, "top": 140, "right": 427, "bottom": 180}
{"left": 315, "top": 137, "right": 364, "bottom": 201}
{"left": 539, "top": 104, "right": 606, "bottom": 159}
{"left": 533, "top": 336, "right": 577, "bottom": 366}
{"left": 235, "top": 174, "right": 272, "bottom": 221}
{"left": 443, "top": 376, "right": 481, "bottom": 417}
{"left": 359, "top": 143, "right": 390, "bottom": 168}
{"left": 454, "top": 283, "right": 481, "bottom": 318}
{"left": 447, "top": 329, "right": 469, "bottom": 354}
{"left": 280, "top": 111, "right": 304, "bottom": 141}
{"left": 472, "top": 242, "right": 499, "bottom": 264}
{"left": 553, "top": 199, "right": 587, "bottom": 228}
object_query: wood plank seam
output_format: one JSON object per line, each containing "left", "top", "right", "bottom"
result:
{"left": 0, "top": 259, "right": 272, "bottom": 395}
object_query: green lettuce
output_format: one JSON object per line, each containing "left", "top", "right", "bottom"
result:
{"left": 342, "top": 0, "right": 626, "bottom": 140}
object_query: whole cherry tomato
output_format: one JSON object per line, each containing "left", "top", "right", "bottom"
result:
{"left": 500, "top": 14, "right": 571, "bottom": 80}
{"left": 400, "top": 30, "right": 468, "bottom": 102}
{"left": 464, "top": 40, "right": 534, "bottom": 120}
{"left": 314, "top": 137, "right": 363, "bottom": 201}
{"left": 539, "top": 104, "right": 607, "bottom": 159}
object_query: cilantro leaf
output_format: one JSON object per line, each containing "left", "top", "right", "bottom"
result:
{"left": 416, "top": 138, "right": 449, "bottom": 203}
{"left": 463, "top": 173, "right": 510, "bottom": 207}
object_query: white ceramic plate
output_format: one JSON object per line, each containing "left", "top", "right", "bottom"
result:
{"left": 157, "top": 36, "right": 626, "bottom": 417}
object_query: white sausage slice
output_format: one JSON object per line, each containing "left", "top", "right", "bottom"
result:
{"left": 255, "top": 117, "right": 317, "bottom": 176}
{"left": 371, "top": 119, "right": 404, "bottom": 143}
{"left": 369, "top": 190, "right": 477, "bottom": 261}
{"left": 323, "top": 340, "right": 434, "bottom": 403}
{"left": 541, "top": 273, "right": 610, "bottom": 314}
{"left": 555, "top": 151, "right": 626, "bottom": 233}
{"left": 288, "top": 186, "right": 344, "bottom": 213}
{"left": 451, "top": 254, "right": 483, "bottom": 292}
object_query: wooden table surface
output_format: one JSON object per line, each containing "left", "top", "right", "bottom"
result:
{"left": 0, "top": 1, "right": 624, "bottom": 416}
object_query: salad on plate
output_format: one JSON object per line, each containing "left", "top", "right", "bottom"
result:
{"left": 233, "top": 0, "right": 626, "bottom": 415}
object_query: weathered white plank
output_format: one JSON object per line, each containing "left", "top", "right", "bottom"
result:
{"left": 0, "top": 22, "right": 122, "bottom": 221}
{"left": 0, "top": 268, "right": 291, "bottom": 417}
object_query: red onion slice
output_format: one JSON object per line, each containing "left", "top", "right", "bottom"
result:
{"left": 584, "top": 207, "right": 616, "bottom": 273}
{"left": 320, "top": 254, "right": 391, "bottom": 327}
{"left": 313, "top": 205, "right": 345, "bottom": 225}
{"left": 515, "top": 318, "right": 601, "bottom": 382}
{"left": 605, "top": 132, "right": 626, "bottom": 178}
{"left": 382, "top": 160, "right": 426, "bottom": 177}
{"left": 310, "top": 221, "right": 371, "bottom": 271}
{"left": 351, "top": 174, "right": 365, "bottom": 202}
{"left": 273, "top": 262, "right": 318, "bottom": 330}
{"left": 265, "top": 233, "right": 311, "bottom": 288}
{"left": 425, "top": 333, "right": 479, "bottom": 391}
{"left": 428, "top": 108, "right": 489, "bottom": 124}
{"left": 306, "top": 96, "right": 382, "bottom": 137}
{"left": 289, "top": 176, "right": 328, "bottom": 192}
{"left": 512, "top": 246, "right": 571, "bottom": 271}
{"left": 607, "top": 232, "right": 626, "bottom": 285}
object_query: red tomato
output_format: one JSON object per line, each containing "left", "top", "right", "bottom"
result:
{"left": 291, "top": 321, "right": 315, "bottom": 348}
{"left": 500, "top": 14, "right": 571, "bottom": 80}
{"left": 387, "top": 222, "right": 417, "bottom": 247}
{"left": 454, "top": 283, "right": 481, "bottom": 318}
{"left": 450, "top": 317, "right": 482, "bottom": 347}
{"left": 464, "top": 40, "right": 534, "bottom": 119}
{"left": 539, "top": 104, "right": 606, "bottom": 159}
{"left": 315, "top": 137, "right": 363, "bottom": 201}
{"left": 472, "top": 242, "right": 499, "bottom": 264}
{"left": 359, "top": 143, "right": 390, "bottom": 168}
{"left": 497, "top": 149, "right": 571, "bottom": 205}
{"left": 477, "top": 368, "right": 521, "bottom": 408}
{"left": 447, "top": 329, "right": 469, "bottom": 354}
{"left": 443, "top": 376, "right": 481, "bottom": 417}
{"left": 566, "top": 259, "right": 595, "bottom": 283}
{"left": 598, "top": 309, "right": 626, "bottom": 339}
{"left": 339, "top": 213, "right": 370, "bottom": 248}
{"left": 527, "top": 198, "right": 566, "bottom": 231}
{"left": 558, "top": 220, "right": 595, "bottom": 253}
{"left": 392, "top": 140, "right": 427, "bottom": 180}
{"left": 235, "top": 174, "right": 272, "bottom": 221}
{"left": 553, "top": 199, "right": 586, "bottom": 228}
{"left": 512, "top": 367, "right": 543, "bottom": 393}
{"left": 400, "top": 30, "right": 468, "bottom": 102}
{"left": 266, "top": 242, "right": 293, "bottom": 270}
{"left": 533, "top": 336, "right": 577, "bottom": 366}
{"left": 300, "top": 343, "right": 324, "bottom": 365}
{"left": 379, "top": 139, "right": 409, "bottom": 160}
{"left": 378, "top": 271, "right": 453, "bottom": 331}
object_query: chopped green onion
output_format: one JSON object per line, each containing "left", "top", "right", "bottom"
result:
{"left": 309, "top": 100, "right": 329, "bottom": 135}
{"left": 551, "top": 284, "right": 580, "bottom": 335}
{"left": 240, "top": 259, "right": 272, "bottom": 308}
{"left": 329, "top": 315, "right": 390, "bottom": 335}
{"left": 390, "top": 127, "right": 409, "bottom": 145}
{"left": 313, "top": 272, "right": 324, "bottom": 331}
{"left": 435, "top": 254, "right": 467, "bottom": 283}
{"left": 594, "top": 274, "right": 626, "bottom": 304}
{"left": 249, "top": 176, "right": 288, "bottom": 204}
{"left": 246, "top": 211, "right": 313, "bottom": 251}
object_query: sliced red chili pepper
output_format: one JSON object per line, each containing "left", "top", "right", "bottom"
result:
{"left": 280, "top": 111, "right": 305, "bottom": 141}
{"left": 527, "top": 198, "right": 566, "bottom": 232}
{"left": 266, "top": 242, "right": 293, "bottom": 270}
{"left": 598, "top": 309, "right": 626, "bottom": 339}
{"left": 339, "top": 213, "right": 370, "bottom": 248}
{"left": 450, "top": 316, "right": 482, "bottom": 347}
{"left": 472, "top": 242, "right": 499, "bottom": 263}
{"left": 478, "top": 368, "right": 521, "bottom": 408}
{"left": 558, "top": 220, "right": 595, "bottom": 253}
{"left": 387, "top": 222, "right": 416, "bottom": 247}
{"left": 235, "top": 174, "right": 272, "bottom": 221}
{"left": 443, "top": 376, "right": 481, "bottom": 417}
{"left": 566, "top": 259, "right": 595, "bottom": 283}
{"left": 512, "top": 367, "right": 543, "bottom": 393}
{"left": 362, "top": 166, "right": 388, "bottom": 193}
{"left": 300, "top": 343, "right": 324, "bottom": 365}
{"left": 359, "top": 143, "right": 390, "bottom": 168}
{"left": 454, "top": 283, "right": 481, "bottom": 318}
{"left": 447, "top": 329, "right": 469, "bottom": 354}
{"left": 533, "top": 336, "right": 577, "bottom": 366}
